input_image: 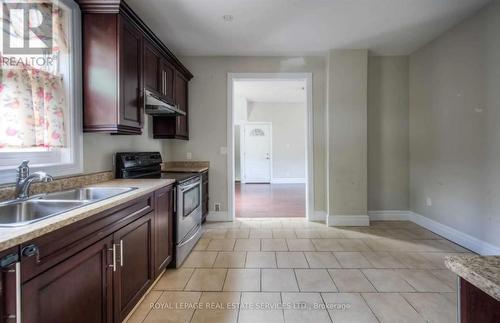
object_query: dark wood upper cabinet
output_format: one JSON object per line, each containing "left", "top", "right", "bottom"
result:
{"left": 119, "top": 16, "right": 144, "bottom": 131}
{"left": 80, "top": 2, "right": 144, "bottom": 134}
{"left": 79, "top": 0, "right": 192, "bottom": 136}
{"left": 22, "top": 236, "right": 114, "bottom": 323}
{"left": 153, "top": 185, "right": 174, "bottom": 276}
{"left": 143, "top": 40, "right": 161, "bottom": 94}
{"left": 152, "top": 71, "right": 189, "bottom": 140}
{"left": 160, "top": 59, "right": 176, "bottom": 104}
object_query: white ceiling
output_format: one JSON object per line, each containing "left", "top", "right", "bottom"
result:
{"left": 127, "top": 0, "right": 490, "bottom": 56}
{"left": 234, "top": 80, "right": 306, "bottom": 103}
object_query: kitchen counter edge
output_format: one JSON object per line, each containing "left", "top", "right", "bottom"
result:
{"left": 0, "top": 178, "right": 176, "bottom": 252}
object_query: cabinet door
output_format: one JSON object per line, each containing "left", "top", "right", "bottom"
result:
{"left": 113, "top": 212, "right": 154, "bottom": 322}
{"left": 160, "top": 59, "right": 175, "bottom": 103}
{"left": 0, "top": 248, "right": 19, "bottom": 323}
{"left": 154, "top": 185, "right": 174, "bottom": 276}
{"left": 143, "top": 41, "right": 161, "bottom": 93}
{"left": 174, "top": 71, "right": 189, "bottom": 139}
{"left": 119, "top": 16, "right": 143, "bottom": 131}
{"left": 22, "top": 236, "right": 113, "bottom": 323}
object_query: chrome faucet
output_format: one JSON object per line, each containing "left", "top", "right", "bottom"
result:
{"left": 15, "top": 160, "right": 54, "bottom": 199}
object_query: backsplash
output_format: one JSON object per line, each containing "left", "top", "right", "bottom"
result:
{"left": 162, "top": 161, "right": 209, "bottom": 170}
{"left": 0, "top": 171, "right": 114, "bottom": 202}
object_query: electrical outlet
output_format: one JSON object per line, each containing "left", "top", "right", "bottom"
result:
{"left": 214, "top": 203, "right": 221, "bottom": 212}
{"left": 186, "top": 152, "right": 192, "bottom": 160}
{"left": 426, "top": 197, "right": 432, "bottom": 207}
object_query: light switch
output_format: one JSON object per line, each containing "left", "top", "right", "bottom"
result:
{"left": 220, "top": 147, "right": 227, "bottom": 155}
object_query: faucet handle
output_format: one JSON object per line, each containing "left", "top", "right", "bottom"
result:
{"left": 17, "top": 160, "right": 30, "bottom": 180}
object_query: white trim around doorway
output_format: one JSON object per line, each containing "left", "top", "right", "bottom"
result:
{"left": 227, "top": 73, "right": 314, "bottom": 221}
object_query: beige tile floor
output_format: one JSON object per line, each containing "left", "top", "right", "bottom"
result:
{"left": 126, "top": 219, "right": 471, "bottom": 323}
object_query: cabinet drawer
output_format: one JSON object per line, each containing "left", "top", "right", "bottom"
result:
{"left": 21, "top": 194, "right": 153, "bottom": 282}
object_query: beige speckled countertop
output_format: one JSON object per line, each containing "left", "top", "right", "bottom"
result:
{"left": 162, "top": 161, "right": 209, "bottom": 173}
{"left": 0, "top": 178, "right": 175, "bottom": 252}
{"left": 445, "top": 255, "right": 500, "bottom": 301}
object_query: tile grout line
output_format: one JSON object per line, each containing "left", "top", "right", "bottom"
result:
{"left": 138, "top": 290, "right": 164, "bottom": 323}
{"left": 359, "top": 292, "right": 383, "bottom": 323}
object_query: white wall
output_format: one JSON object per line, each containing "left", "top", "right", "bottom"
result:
{"left": 246, "top": 102, "right": 306, "bottom": 181}
{"left": 368, "top": 56, "right": 409, "bottom": 211}
{"left": 409, "top": 0, "right": 500, "bottom": 247}
{"left": 234, "top": 95, "right": 248, "bottom": 123}
{"left": 83, "top": 116, "right": 170, "bottom": 173}
{"left": 164, "top": 56, "right": 327, "bottom": 213}
{"left": 327, "top": 49, "right": 368, "bottom": 224}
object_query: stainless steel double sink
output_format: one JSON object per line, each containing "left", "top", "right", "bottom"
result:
{"left": 0, "top": 187, "right": 137, "bottom": 227}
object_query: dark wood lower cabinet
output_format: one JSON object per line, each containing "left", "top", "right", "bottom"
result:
{"left": 0, "top": 247, "right": 19, "bottom": 323}
{"left": 460, "top": 278, "right": 500, "bottom": 323}
{"left": 22, "top": 236, "right": 114, "bottom": 323}
{"left": 154, "top": 185, "right": 174, "bottom": 276}
{"left": 2, "top": 186, "right": 174, "bottom": 323}
{"left": 113, "top": 212, "right": 154, "bottom": 322}
{"left": 202, "top": 170, "right": 209, "bottom": 222}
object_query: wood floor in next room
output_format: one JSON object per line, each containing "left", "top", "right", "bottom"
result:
{"left": 235, "top": 183, "right": 305, "bottom": 218}
{"left": 126, "top": 219, "right": 471, "bottom": 323}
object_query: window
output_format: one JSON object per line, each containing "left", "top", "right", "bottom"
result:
{"left": 0, "top": 0, "right": 82, "bottom": 184}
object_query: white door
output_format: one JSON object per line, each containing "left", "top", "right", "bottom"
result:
{"left": 243, "top": 123, "right": 272, "bottom": 183}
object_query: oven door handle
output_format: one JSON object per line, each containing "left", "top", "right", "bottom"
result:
{"left": 180, "top": 181, "right": 201, "bottom": 192}
{"left": 178, "top": 224, "right": 201, "bottom": 248}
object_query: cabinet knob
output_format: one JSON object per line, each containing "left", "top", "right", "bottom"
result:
{"left": 21, "top": 244, "right": 40, "bottom": 263}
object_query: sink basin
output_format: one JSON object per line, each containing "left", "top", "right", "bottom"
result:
{"left": 0, "top": 200, "right": 87, "bottom": 227}
{"left": 39, "top": 187, "right": 136, "bottom": 201}
{"left": 0, "top": 187, "right": 137, "bottom": 227}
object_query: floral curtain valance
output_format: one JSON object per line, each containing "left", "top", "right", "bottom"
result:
{"left": 0, "top": 1, "right": 68, "bottom": 149}
{"left": 0, "top": 66, "right": 66, "bottom": 148}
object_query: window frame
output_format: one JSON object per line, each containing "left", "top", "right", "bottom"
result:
{"left": 0, "top": 0, "right": 83, "bottom": 184}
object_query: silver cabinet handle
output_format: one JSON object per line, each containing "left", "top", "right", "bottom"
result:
{"left": 15, "top": 262, "right": 21, "bottom": 323}
{"left": 108, "top": 244, "right": 116, "bottom": 272}
{"left": 120, "top": 240, "right": 124, "bottom": 267}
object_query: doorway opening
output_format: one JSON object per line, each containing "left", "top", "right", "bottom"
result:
{"left": 227, "top": 73, "right": 313, "bottom": 220}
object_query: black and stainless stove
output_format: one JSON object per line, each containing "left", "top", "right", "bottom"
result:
{"left": 115, "top": 152, "right": 202, "bottom": 267}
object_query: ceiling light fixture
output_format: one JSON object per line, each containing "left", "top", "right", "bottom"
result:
{"left": 223, "top": 14, "right": 234, "bottom": 22}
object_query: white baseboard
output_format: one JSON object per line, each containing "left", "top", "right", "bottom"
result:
{"left": 367, "top": 210, "right": 500, "bottom": 256}
{"left": 327, "top": 215, "right": 370, "bottom": 226}
{"left": 409, "top": 211, "right": 500, "bottom": 256}
{"left": 368, "top": 210, "right": 410, "bottom": 221}
{"left": 310, "top": 211, "right": 327, "bottom": 222}
{"left": 206, "top": 211, "right": 232, "bottom": 222}
{"left": 271, "top": 178, "right": 306, "bottom": 184}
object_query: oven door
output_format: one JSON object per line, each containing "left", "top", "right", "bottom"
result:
{"left": 176, "top": 178, "right": 202, "bottom": 243}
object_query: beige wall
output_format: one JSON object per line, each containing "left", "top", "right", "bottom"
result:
{"left": 165, "top": 56, "right": 327, "bottom": 213}
{"left": 368, "top": 56, "right": 409, "bottom": 211}
{"left": 409, "top": 0, "right": 500, "bottom": 247}
{"left": 247, "top": 102, "right": 307, "bottom": 180}
{"left": 327, "top": 49, "right": 368, "bottom": 220}
{"left": 83, "top": 116, "right": 170, "bottom": 173}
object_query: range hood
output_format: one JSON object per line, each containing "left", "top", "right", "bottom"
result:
{"left": 144, "top": 90, "right": 186, "bottom": 116}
